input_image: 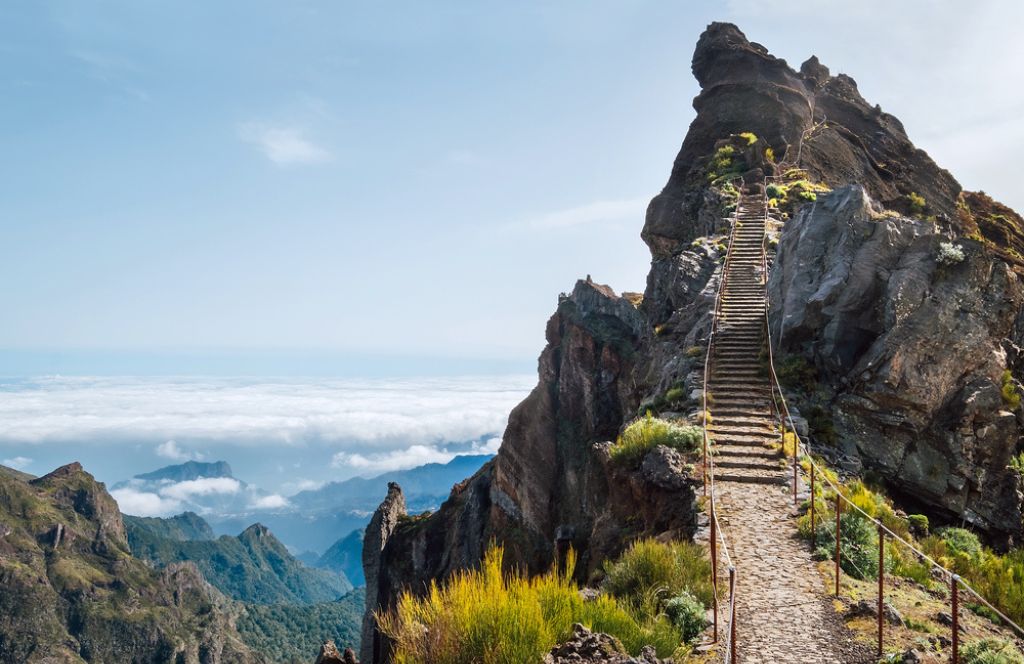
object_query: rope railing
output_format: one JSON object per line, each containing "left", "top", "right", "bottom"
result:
{"left": 757, "top": 176, "right": 1024, "bottom": 661}
{"left": 701, "top": 182, "right": 745, "bottom": 663}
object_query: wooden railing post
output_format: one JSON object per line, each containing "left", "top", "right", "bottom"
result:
{"left": 729, "top": 566, "right": 737, "bottom": 663}
{"left": 711, "top": 502, "right": 718, "bottom": 643}
{"left": 810, "top": 466, "right": 816, "bottom": 549}
{"left": 834, "top": 493, "right": 842, "bottom": 596}
{"left": 792, "top": 433, "right": 798, "bottom": 505}
{"left": 951, "top": 574, "right": 960, "bottom": 664}
{"left": 703, "top": 431, "right": 708, "bottom": 497}
{"left": 877, "top": 522, "right": 884, "bottom": 657}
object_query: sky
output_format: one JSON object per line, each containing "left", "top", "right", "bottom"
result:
{"left": 3, "top": 0, "right": 1022, "bottom": 371}
{"left": 2, "top": 1, "right": 1023, "bottom": 495}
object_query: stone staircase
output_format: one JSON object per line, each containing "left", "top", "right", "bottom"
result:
{"left": 707, "top": 190, "right": 785, "bottom": 487}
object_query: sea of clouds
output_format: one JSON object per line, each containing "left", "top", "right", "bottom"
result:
{"left": 0, "top": 375, "right": 534, "bottom": 447}
{"left": 0, "top": 374, "right": 535, "bottom": 515}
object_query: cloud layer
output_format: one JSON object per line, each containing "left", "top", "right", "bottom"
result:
{"left": 0, "top": 375, "right": 533, "bottom": 449}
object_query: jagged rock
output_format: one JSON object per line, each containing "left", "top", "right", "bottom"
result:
{"left": 640, "top": 445, "right": 692, "bottom": 491}
{"left": 642, "top": 22, "right": 961, "bottom": 258}
{"left": 769, "top": 185, "right": 1024, "bottom": 542}
{"left": 846, "top": 599, "right": 905, "bottom": 626}
{"left": 360, "top": 482, "right": 407, "bottom": 664}
{"left": 316, "top": 639, "right": 358, "bottom": 663}
{"left": 544, "top": 624, "right": 664, "bottom": 663}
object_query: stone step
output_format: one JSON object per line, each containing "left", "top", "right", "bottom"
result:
{"left": 709, "top": 423, "right": 778, "bottom": 436}
{"left": 714, "top": 468, "right": 788, "bottom": 486}
{"left": 712, "top": 430, "right": 774, "bottom": 446}
{"left": 713, "top": 445, "right": 782, "bottom": 459}
{"left": 715, "top": 458, "right": 783, "bottom": 471}
{"left": 709, "top": 415, "right": 775, "bottom": 429}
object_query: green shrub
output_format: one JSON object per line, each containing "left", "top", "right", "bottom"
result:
{"left": 777, "top": 355, "right": 817, "bottom": 393}
{"left": 377, "top": 544, "right": 685, "bottom": 663}
{"left": 937, "top": 527, "right": 982, "bottom": 558}
{"left": 961, "top": 638, "right": 1024, "bottom": 664}
{"left": 663, "top": 591, "right": 707, "bottom": 643}
{"left": 608, "top": 414, "right": 702, "bottom": 467}
{"left": 1001, "top": 370, "right": 1020, "bottom": 410}
{"left": 602, "top": 538, "right": 713, "bottom": 614}
{"left": 806, "top": 405, "right": 837, "bottom": 446}
{"left": 664, "top": 387, "right": 686, "bottom": 404}
{"left": 809, "top": 509, "right": 887, "bottom": 580}
{"left": 907, "top": 192, "right": 927, "bottom": 216}
{"left": 685, "top": 346, "right": 704, "bottom": 359}
{"left": 737, "top": 131, "right": 758, "bottom": 145}
{"left": 907, "top": 514, "right": 929, "bottom": 537}
{"left": 766, "top": 183, "right": 786, "bottom": 199}
{"left": 1010, "top": 452, "right": 1024, "bottom": 473}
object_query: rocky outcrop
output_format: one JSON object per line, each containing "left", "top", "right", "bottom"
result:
{"left": 545, "top": 624, "right": 665, "bottom": 664}
{"left": 769, "top": 186, "right": 1024, "bottom": 542}
{"left": 0, "top": 463, "right": 263, "bottom": 663}
{"left": 360, "top": 483, "right": 406, "bottom": 664}
{"left": 643, "top": 22, "right": 961, "bottom": 258}
{"left": 315, "top": 640, "right": 357, "bottom": 664}
{"left": 360, "top": 279, "right": 710, "bottom": 661}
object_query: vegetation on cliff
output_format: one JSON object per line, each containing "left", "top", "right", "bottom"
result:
{"left": 236, "top": 589, "right": 364, "bottom": 664}
{"left": 127, "top": 518, "right": 352, "bottom": 605}
{"left": 376, "top": 541, "right": 712, "bottom": 663}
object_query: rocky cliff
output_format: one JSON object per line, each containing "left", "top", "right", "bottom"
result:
{"left": 360, "top": 21, "right": 1024, "bottom": 662}
{"left": 769, "top": 185, "right": 1024, "bottom": 544}
{"left": 0, "top": 462, "right": 262, "bottom": 663}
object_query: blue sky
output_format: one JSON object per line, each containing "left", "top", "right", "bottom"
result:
{"left": 2, "top": 0, "right": 1023, "bottom": 373}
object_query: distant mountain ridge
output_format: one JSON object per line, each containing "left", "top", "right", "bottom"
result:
{"left": 125, "top": 511, "right": 215, "bottom": 541}
{"left": 134, "top": 460, "right": 234, "bottom": 482}
{"left": 126, "top": 514, "right": 351, "bottom": 604}
{"left": 315, "top": 528, "right": 365, "bottom": 585}
{"left": 292, "top": 454, "right": 494, "bottom": 513}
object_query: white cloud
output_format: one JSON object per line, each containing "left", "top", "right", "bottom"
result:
{"left": 2, "top": 456, "right": 32, "bottom": 470}
{"left": 251, "top": 494, "right": 289, "bottom": 509}
{"left": 0, "top": 375, "right": 532, "bottom": 450}
{"left": 159, "top": 477, "right": 240, "bottom": 501}
{"left": 284, "top": 478, "right": 326, "bottom": 493}
{"left": 111, "top": 487, "right": 182, "bottom": 517}
{"left": 517, "top": 198, "right": 647, "bottom": 231}
{"left": 156, "top": 440, "right": 204, "bottom": 462}
{"left": 238, "top": 123, "right": 331, "bottom": 165}
{"left": 331, "top": 437, "right": 501, "bottom": 475}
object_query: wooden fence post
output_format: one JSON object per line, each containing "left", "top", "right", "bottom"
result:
{"left": 877, "top": 523, "right": 884, "bottom": 657}
{"left": 834, "top": 493, "right": 842, "bottom": 597}
{"left": 951, "top": 574, "right": 959, "bottom": 664}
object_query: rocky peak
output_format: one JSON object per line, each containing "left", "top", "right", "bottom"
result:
{"left": 643, "top": 22, "right": 961, "bottom": 258}
{"left": 30, "top": 460, "right": 128, "bottom": 551}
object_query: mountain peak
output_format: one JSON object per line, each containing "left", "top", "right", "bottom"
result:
{"left": 134, "top": 460, "right": 234, "bottom": 483}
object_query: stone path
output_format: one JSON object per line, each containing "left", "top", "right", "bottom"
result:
{"left": 707, "top": 191, "right": 872, "bottom": 663}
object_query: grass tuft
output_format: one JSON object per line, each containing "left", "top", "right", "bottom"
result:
{"left": 608, "top": 414, "right": 701, "bottom": 468}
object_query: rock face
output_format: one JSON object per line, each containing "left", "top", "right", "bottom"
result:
{"left": 360, "top": 279, "right": 709, "bottom": 661}
{"left": 643, "top": 22, "right": 961, "bottom": 258}
{"left": 0, "top": 463, "right": 263, "bottom": 663}
{"left": 769, "top": 186, "right": 1024, "bottom": 542}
